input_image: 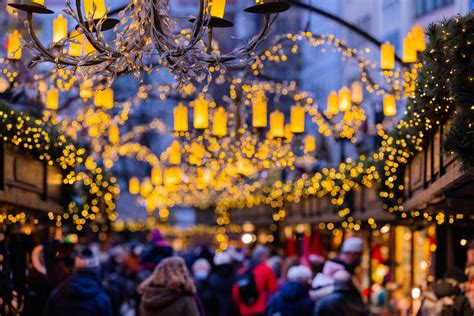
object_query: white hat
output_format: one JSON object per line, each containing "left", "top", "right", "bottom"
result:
{"left": 341, "top": 237, "right": 363, "bottom": 253}
{"left": 192, "top": 258, "right": 211, "bottom": 273}
{"left": 214, "top": 251, "right": 233, "bottom": 266}
{"left": 287, "top": 265, "right": 312, "bottom": 283}
{"left": 75, "top": 248, "right": 99, "bottom": 270}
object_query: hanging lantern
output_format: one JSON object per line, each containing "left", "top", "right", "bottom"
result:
{"left": 53, "top": 14, "right": 68, "bottom": 43}
{"left": 102, "top": 87, "right": 114, "bottom": 109}
{"left": 383, "top": 94, "right": 397, "bottom": 117}
{"left": 46, "top": 87, "right": 59, "bottom": 110}
{"left": 412, "top": 24, "right": 426, "bottom": 52}
{"left": 140, "top": 177, "right": 153, "bottom": 197}
{"left": 7, "top": 30, "right": 22, "bottom": 60}
{"left": 151, "top": 167, "right": 162, "bottom": 186}
{"left": 252, "top": 92, "right": 267, "bottom": 128}
{"left": 284, "top": 124, "right": 293, "bottom": 140}
{"left": 270, "top": 109, "right": 284, "bottom": 138}
{"left": 326, "top": 90, "right": 339, "bottom": 115}
{"left": 80, "top": 79, "right": 94, "bottom": 100}
{"left": 169, "top": 141, "right": 181, "bottom": 165}
{"left": 304, "top": 135, "right": 316, "bottom": 153}
{"left": 380, "top": 42, "right": 395, "bottom": 70}
{"left": 84, "top": 0, "right": 107, "bottom": 20}
{"left": 173, "top": 103, "right": 188, "bottom": 132}
{"left": 32, "top": 0, "right": 45, "bottom": 4}
{"left": 189, "top": 142, "right": 205, "bottom": 165}
{"left": 338, "top": 86, "right": 351, "bottom": 112}
{"left": 164, "top": 167, "right": 181, "bottom": 186}
{"left": 290, "top": 104, "right": 305, "bottom": 133}
{"left": 193, "top": 94, "right": 209, "bottom": 129}
{"left": 212, "top": 106, "right": 227, "bottom": 137}
{"left": 402, "top": 32, "right": 417, "bottom": 63}
{"left": 236, "top": 158, "right": 254, "bottom": 177}
{"left": 210, "top": 0, "right": 226, "bottom": 19}
{"left": 108, "top": 125, "right": 120, "bottom": 144}
{"left": 129, "top": 177, "right": 140, "bottom": 195}
{"left": 350, "top": 81, "right": 363, "bottom": 104}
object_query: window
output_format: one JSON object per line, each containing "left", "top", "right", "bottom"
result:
{"left": 415, "top": 0, "right": 455, "bottom": 17}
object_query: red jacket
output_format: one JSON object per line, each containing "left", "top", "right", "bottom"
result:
{"left": 232, "top": 263, "right": 277, "bottom": 316}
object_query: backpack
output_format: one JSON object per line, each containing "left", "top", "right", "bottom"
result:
{"left": 421, "top": 291, "right": 455, "bottom": 316}
{"left": 236, "top": 266, "right": 259, "bottom": 306}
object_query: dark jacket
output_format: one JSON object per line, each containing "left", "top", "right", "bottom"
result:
{"left": 207, "top": 264, "right": 239, "bottom": 316}
{"left": 139, "top": 245, "right": 173, "bottom": 271}
{"left": 42, "top": 270, "right": 112, "bottom": 316}
{"left": 313, "top": 282, "right": 368, "bottom": 316}
{"left": 417, "top": 279, "right": 473, "bottom": 316}
{"left": 265, "top": 281, "right": 314, "bottom": 316}
{"left": 139, "top": 284, "right": 201, "bottom": 316}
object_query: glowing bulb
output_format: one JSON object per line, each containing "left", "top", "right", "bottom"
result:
{"left": 383, "top": 94, "right": 397, "bottom": 117}
{"left": 326, "top": 90, "right": 339, "bottom": 115}
{"left": 350, "top": 81, "right": 363, "bottom": 104}
{"left": 290, "top": 104, "right": 305, "bottom": 133}
{"left": 193, "top": 94, "right": 209, "bottom": 129}
{"left": 380, "top": 42, "right": 395, "bottom": 70}
{"left": 46, "top": 87, "right": 59, "bottom": 110}
{"left": 252, "top": 91, "right": 267, "bottom": 128}
{"left": 270, "top": 110, "right": 284, "bottom": 138}
{"left": 84, "top": 0, "right": 107, "bottom": 20}
{"left": 210, "top": 0, "right": 226, "bottom": 19}
{"left": 403, "top": 32, "right": 417, "bottom": 63}
{"left": 7, "top": 30, "right": 22, "bottom": 60}
{"left": 174, "top": 103, "right": 188, "bottom": 132}
{"left": 212, "top": 106, "right": 227, "bottom": 137}
{"left": 411, "top": 24, "right": 426, "bottom": 52}
{"left": 338, "top": 86, "right": 351, "bottom": 112}
{"left": 53, "top": 14, "right": 68, "bottom": 43}
{"left": 129, "top": 177, "right": 140, "bottom": 195}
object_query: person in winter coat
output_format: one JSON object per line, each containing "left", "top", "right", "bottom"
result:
{"left": 139, "top": 230, "right": 173, "bottom": 271}
{"left": 42, "top": 248, "right": 112, "bottom": 316}
{"left": 417, "top": 267, "right": 473, "bottom": 316}
{"left": 193, "top": 258, "right": 217, "bottom": 316}
{"left": 208, "top": 252, "right": 239, "bottom": 316}
{"left": 313, "top": 280, "right": 369, "bottom": 316}
{"left": 138, "top": 256, "right": 203, "bottom": 316}
{"left": 265, "top": 265, "right": 314, "bottom": 316}
{"left": 310, "top": 258, "right": 351, "bottom": 302}
{"left": 233, "top": 245, "right": 278, "bottom": 316}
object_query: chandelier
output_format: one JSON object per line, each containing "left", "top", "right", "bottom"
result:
{"left": 9, "top": 0, "right": 290, "bottom": 84}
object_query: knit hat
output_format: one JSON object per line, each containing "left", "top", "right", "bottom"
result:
{"left": 287, "top": 265, "right": 313, "bottom": 283}
{"left": 150, "top": 229, "right": 169, "bottom": 247}
{"left": 75, "top": 248, "right": 99, "bottom": 271}
{"left": 341, "top": 237, "right": 363, "bottom": 253}
{"left": 214, "top": 251, "right": 233, "bottom": 266}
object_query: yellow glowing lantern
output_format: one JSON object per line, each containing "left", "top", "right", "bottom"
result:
{"left": 380, "top": 42, "right": 395, "bottom": 70}
{"left": 94, "top": 87, "right": 113, "bottom": 108}
{"left": 210, "top": 0, "right": 226, "bottom": 19}
{"left": 140, "top": 177, "right": 153, "bottom": 196}
{"left": 403, "top": 32, "right": 417, "bottom": 63}
{"left": 383, "top": 94, "right": 397, "bottom": 117}
{"left": 252, "top": 92, "right": 267, "bottom": 128}
{"left": 53, "top": 14, "right": 68, "bottom": 43}
{"left": 46, "top": 87, "right": 59, "bottom": 110}
{"left": 7, "top": 30, "right": 22, "bottom": 60}
{"left": 32, "top": 0, "right": 45, "bottom": 5}
{"left": 169, "top": 141, "right": 181, "bottom": 165}
{"left": 84, "top": 0, "right": 107, "bottom": 20}
{"left": 412, "top": 24, "right": 426, "bottom": 52}
{"left": 80, "top": 79, "right": 94, "bottom": 100}
{"left": 108, "top": 125, "right": 120, "bottom": 144}
{"left": 164, "top": 167, "right": 181, "bottom": 186}
{"left": 69, "top": 30, "right": 84, "bottom": 57}
{"left": 284, "top": 124, "right": 293, "bottom": 140}
{"left": 290, "top": 104, "right": 305, "bottom": 133}
{"left": 338, "top": 86, "right": 351, "bottom": 112}
{"left": 326, "top": 90, "right": 339, "bottom": 115}
{"left": 304, "top": 135, "right": 316, "bottom": 153}
{"left": 236, "top": 158, "right": 254, "bottom": 177}
{"left": 193, "top": 94, "right": 209, "bottom": 129}
{"left": 212, "top": 106, "right": 227, "bottom": 137}
{"left": 270, "top": 109, "right": 284, "bottom": 138}
{"left": 173, "top": 103, "right": 188, "bottom": 132}
{"left": 350, "top": 81, "right": 363, "bottom": 104}
{"left": 151, "top": 167, "right": 162, "bottom": 186}
{"left": 129, "top": 177, "right": 140, "bottom": 195}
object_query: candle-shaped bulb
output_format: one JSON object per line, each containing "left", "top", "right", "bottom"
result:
{"left": 327, "top": 90, "right": 339, "bottom": 115}
{"left": 290, "top": 104, "right": 305, "bottom": 133}
{"left": 129, "top": 177, "right": 140, "bottom": 195}
{"left": 380, "top": 42, "right": 395, "bottom": 70}
{"left": 338, "top": 86, "right": 351, "bottom": 112}
{"left": 383, "top": 94, "right": 397, "bottom": 117}
{"left": 350, "top": 81, "right": 363, "bottom": 104}
{"left": 53, "top": 14, "right": 68, "bottom": 43}
{"left": 84, "top": 0, "right": 107, "bottom": 20}
{"left": 403, "top": 32, "right": 417, "bottom": 63}
{"left": 7, "top": 30, "right": 22, "bottom": 60}
{"left": 304, "top": 135, "right": 316, "bottom": 153}
{"left": 252, "top": 91, "right": 267, "bottom": 128}
{"left": 174, "top": 103, "right": 188, "bottom": 132}
{"left": 108, "top": 125, "right": 120, "bottom": 144}
{"left": 169, "top": 141, "right": 181, "bottom": 165}
{"left": 212, "top": 106, "right": 227, "bottom": 137}
{"left": 151, "top": 167, "right": 162, "bottom": 186}
{"left": 412, "top": 24, "right": 426, "bottom": 52}
{"left": 270, "top": 110, "right": 284, "bottom": 138}
{"left": 69, "top": 30, "right": 84, "bottom": 57}
{"left": 193, "top": 94, "right": 209, "bottom": 129}
{"left": 210, "top": 0, "right": 226, "bottom": 19}
{"left": 46, "top": 87, "right": 59, "bottom": 110}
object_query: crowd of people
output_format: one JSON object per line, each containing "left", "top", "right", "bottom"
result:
{"left": 23, "top": 230, "right": 474, "bottom": 316}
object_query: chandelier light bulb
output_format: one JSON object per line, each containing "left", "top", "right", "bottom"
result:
{"left": 129, "top": 177, "right": 140, "bottom": 195}
{"left": 169, "top": 141, "right": 182, "bottom": 165}
{"left": 151, "top": 167, "right": 163, "bottom": 186}
{"left": 304, "top": 135, "right": 316, "bottom": 153}
{"left": 210, "top": 0, "right": 226, "bottom": 19}
{"left": 380, "top": 41, "right": 395, "bottom": 70}
{"left": 108, "top": 125, "right": 120, "bottom": 144}
{"left": 212, "top": 107, "right": 227, "bottom": 137}
{"left": 32, "top": 0, "right": 45, "bottom": 5}
{"left": 46, "top": 87, "right": 59, "bottom": 110}
{"left": 411, "top": 24, "right": 426, "bottom": 52}
{"left": 403, "top": 32, "right": 417, "bottom": 63}
{"left": 193, "top": 94, "right": 209, "bottom": 129}
{"left": 383, "top": 94, "right": 397, "bottom": 117}
{"left": 84, "top": 0, "right": 107, "bottom": 20}
{"left": 252, "top": 92, "right": 268, "bottom": 128}
{"left": 270, "top": 109, "right": 285, "bottom": 138}
{"left": 338, "top": 86, "right": 351, "bottom": 112}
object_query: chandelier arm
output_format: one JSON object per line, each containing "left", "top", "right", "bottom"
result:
{"left": 189, "top": 0, "right": 208, "bottom": 48}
